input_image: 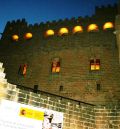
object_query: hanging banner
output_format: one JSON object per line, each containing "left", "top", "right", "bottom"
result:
{"left": 0, "top": 99, "right": 63, "bottom": 129}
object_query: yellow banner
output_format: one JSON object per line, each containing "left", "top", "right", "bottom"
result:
{"left": 19, "top": 107, "right": 44, "bottom": 120}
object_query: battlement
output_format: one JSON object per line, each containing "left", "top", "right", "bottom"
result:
{"left": 95, "top": 4, "right": 117, "bottom": 17}
{"left": 6, "top": 18, "right": 27, "bottom": 26}
{"left": 95, "top": 3, "right": 117, "bottom": 12}
{"left": 4, "top": 4, "right": 117, "bottom": 28}
{"left": 1, "top": 3, "right": 117, "bottom": 39}
{"left": 0, "top": 4, "right": 120, "bottom": 106}
{"left": 1, "top": 17, "right": 116, "bottom": 42}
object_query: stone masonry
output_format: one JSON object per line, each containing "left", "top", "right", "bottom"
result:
{"left": 0, "top": 62, "right": 120, "bottom": 129}
{"left": 0, "top": 4, "right": 120, "bottom": 105}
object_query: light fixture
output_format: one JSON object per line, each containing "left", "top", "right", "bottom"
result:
{"left": 12, "top": 34, "right": 19, "bottom": 41}
{"left": 58, "top": 27, "right": 69, "bottom": 36}
{"left": 45, "top": 29, "right": 54, "bottom": 37}
{"left": 73, "top": 26, "right": 83, "bottom": 33}
{"left": 88, "top": 24, "right": 98, "bottom": 32}
{"left": 103, "top": 22, "right": 114, "bottom": 30}
{"left": 24, "top": 32, "right": 32, "bottom": 39}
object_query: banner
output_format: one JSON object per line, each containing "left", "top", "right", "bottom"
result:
{"left": 0, "top": 99, "right": 63, "bottom": 129}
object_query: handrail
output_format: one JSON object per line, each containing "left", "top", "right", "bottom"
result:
{"left": 10, "top": 82, "right": 95, "bottom": 106}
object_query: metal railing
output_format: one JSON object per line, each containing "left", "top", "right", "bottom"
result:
{"left": 10, "top": 82, "right": 95, "bottom": 106}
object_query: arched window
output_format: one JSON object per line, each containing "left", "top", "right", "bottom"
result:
{"left": 88, "top": 24, "right": 99, "bottom": 32}
{"left": 103, "top": 22, "right": 114, "bottom": 30}
{"left": 12, "top": 34, "right": 19, "bottom": 41}
{"left": 45, "top": 29, "right": 54, "bottom": 37}
{"left": 18, "top": 64, "right": 27, "bottom": 76}
{"left": 73, "top": 26, "right": 83, "bottom": 33}
{"left": 58, "top": 27, "right": 69, "bottom": 36}
{"left": 24, "top": 33, "right": 32, "bottom": 39}
{"left": 51, "top": 58, "right": 60, "bottom": 73}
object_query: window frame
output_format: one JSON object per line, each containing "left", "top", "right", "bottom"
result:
{"left": 90, "top": 59, "right": 100, "bottom": 71}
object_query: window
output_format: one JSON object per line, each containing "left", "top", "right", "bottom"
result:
{"left": 73, "top": 26, "right": 83, "bottom": 33}
{"left": 51, "top": 58, "right": 60, "bottom": 73}
{"left": 12, "top": 34, "right": 19, "bottom": 41}
{"left": 45, "top": 29, "right": 54, "bottom": 37}
{"left": 96, "top": 83, "right": 101, "bottom": 91}
{"left": 18, "top": 64, "right": 27, "bottom": 76}
{"left": 90, "top": 59, "right": 100, "bottom": 70}
{"left": 88, "top": 24, "right": 99, "bottom": 32}
{"left": 34, "top": 85, "right": 38, "bottom": 93}
{"left": 58, "top": 27, "right": 69, "bottom": 36}
{"left": 103, "top": 22, "right": 114, "bottom": 30}
{"left": 24, "top": 33, "right": 32, "bottom": 39}
{"left": 59, "top": 85, "right": 63, "bottom": 92}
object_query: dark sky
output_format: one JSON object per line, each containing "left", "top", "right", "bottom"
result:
{"left": 0, "top": 0, "right": 117, "bottom": 33}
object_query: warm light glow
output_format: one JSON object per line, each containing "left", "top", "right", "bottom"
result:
{"left": 90, "top": 59, "right": 100, "bottom": 71}
{"left": 52, "top": 67, "right": 56, "bottom": 73}
{"left": 73, "top": 26, "right": 83, "bottom": 33}
{"left": 52, "top": 67, "right": 60, "bottom": 73}
{"left": 12, "top": 35, "right": 19, "bottom": 41}
{"left": 88, "top": 24, "right": 98, "bottom": 32}
{"left": 45, "top": 29, "right": 54, "bottom": 37}
{"left": 91, "top": 64, "right": 95, "bottom": 70}
{"left": 52, "top": 58, "right": 60, "bottom": 73}
{"left": 23, "top": 64, "right": 27, "bottom": 76}
{"left": 58, "top": 27, "right": 69, "bottom": 36}
{"left": 24, "top": 33, "right": 32, "bottom": 39}
{"left": 103, "top": 22, "right": 114, "bottom": 30}
{"left": 95, "top": 64, "right": 100, "bottom": 70}
{"left": 56, "top": 67, "right": 60, "bottom": 72}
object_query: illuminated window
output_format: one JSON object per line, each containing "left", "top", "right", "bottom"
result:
{"left": 90, "top": 59, "right": 100, "bottom": 70}
{"left": 51, "top": 58, "right": 60, "bottom": 73}
{"left": 88, "top": 24, "right": 99, "bottom": 32}
{"left": 73, "top": 26, "right": 83, "bottom": 33}
{"left": 95, "top": 59, "right": 100, "bottom": 70}
{"left": 45, "top": 29, "right": 54, "bottom": 37}
{"left": 18, "top": 64, "right": 27, "bottom": 76}
{"left": 58, "top": 27, "right": 69, "bottom": 36}
{"left": 12, "top": 34, "right": 19, "bottom": 41}
{"left": 24, "top": 33, "right": 32, "bottom": 39}
{"left": 103, "top": 22, "right": 114, "bottom": 30}
{"left": 90, "top": 59, "right": 95, "bottom": 70}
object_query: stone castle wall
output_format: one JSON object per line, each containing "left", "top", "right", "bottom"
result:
{"left": 115, "top": 14, "right": 120, "bottom": 62}
{"left": 1, "top": 4, "right": 117, "bottom": 41}
{"left": 0, "top": 62, "right": 120, "bottom": 129}
{"left": 0, "top": 4, "right": 119, "bottom": 104}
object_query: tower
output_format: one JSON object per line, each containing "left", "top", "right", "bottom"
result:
{"left": 0, "top": 4, "right": 119, "bottom": 105}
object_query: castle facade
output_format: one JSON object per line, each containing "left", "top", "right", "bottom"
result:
{"left": 0, "top": 4, "right": 120, "bottom": 105}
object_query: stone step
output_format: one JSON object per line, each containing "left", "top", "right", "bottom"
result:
{"left": 0, "top": 68, "right": 4, "bottom": 73}
{"left": 7, "top": 83, "right": 17, "bottom": 90}
{"left": 0, "top": 78, "right": 7, "bottom": 84}
{"left": 0, "top": 72, "right": 6, "bottom": 78}
{"left": 0, "top": 62, "right": 3, "bottom": 68}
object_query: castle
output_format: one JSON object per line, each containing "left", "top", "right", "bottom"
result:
{"left": 0, "top": 4, "right": 120, "bottom": 105}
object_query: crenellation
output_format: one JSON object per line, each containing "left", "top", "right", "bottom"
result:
{"left": 95, "top": 4, "right": 117, "bottom": 12}
{"left": 1, "top": 16, "right": 116, "bottom": 42}
{"left": 0, "top": 4, "right": 119, "bottom": 107}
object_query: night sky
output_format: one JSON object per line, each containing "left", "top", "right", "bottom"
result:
{"left": 0, "top": 0, "right": 117, "bottom": 33}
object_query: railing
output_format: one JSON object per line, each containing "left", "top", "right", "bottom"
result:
{"left": 10, "top": 82, "right": 95, "bottom": 106}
